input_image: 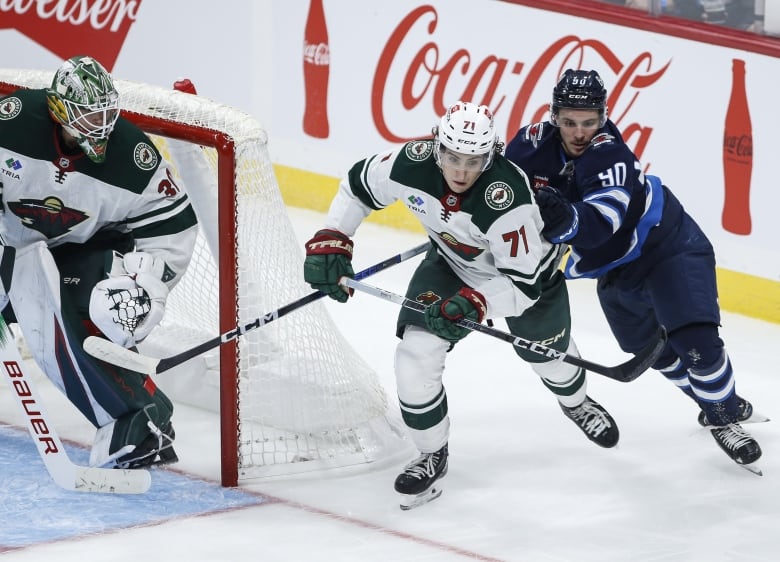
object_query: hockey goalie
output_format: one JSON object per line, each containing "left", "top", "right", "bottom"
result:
{"left": 0, "top": 55, "right": 198, "bottom": 471}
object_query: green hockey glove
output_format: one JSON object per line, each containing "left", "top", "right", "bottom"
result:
{"left": 424, "top": 287, "right": 487, "bottom": 342}
{"left": 303, "top": 229, "right": 355, "bottom": 303}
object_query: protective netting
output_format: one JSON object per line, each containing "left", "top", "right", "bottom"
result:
{"left": 0, "top": 69, "right": 408, "bottom": 483}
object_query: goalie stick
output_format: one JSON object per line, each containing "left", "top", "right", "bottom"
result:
{"left": 84, "top": 241, "right": 433, "bottom": 375}
{"left": 340, "top": 277, "right": 667, "bottom": 382}
{"left": 0, "top": 317, "right": 151, "bottom": 494}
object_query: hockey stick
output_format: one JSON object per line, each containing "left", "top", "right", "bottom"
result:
{"left": 83, "top": 241, "right": 433, "bottom": 375}
{"left": 341, "top": 277, "right": 667, "bottom": 382}
{"left": 0, "top": 316, "right": 152, "bottom": 494}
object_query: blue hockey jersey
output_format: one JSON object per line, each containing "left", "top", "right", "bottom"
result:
{"left": 505, "top": 119, "right": 679, "bottom": 279}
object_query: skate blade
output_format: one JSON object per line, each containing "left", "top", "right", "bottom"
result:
{"left": 738, "top": 462, "right": 763, "bottom": 476}
{"left": 399, "top": 484, "right": 444, "bottom": 510}
{"left": 701, "top": 413, "right": 771, "bottom": 428}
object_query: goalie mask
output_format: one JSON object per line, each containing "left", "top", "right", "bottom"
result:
{"left": 434, "top": 101, "right": 499, "bottom": 172}
{"left": 550, "top": 69, "right": 608, "bottom": 127}
{"left": 46, "top": 56, "right": 120, "bottom": 164}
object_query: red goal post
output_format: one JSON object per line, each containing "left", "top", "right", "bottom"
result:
{"left": 0, "top": 69, "right": 409, "bottom": 486}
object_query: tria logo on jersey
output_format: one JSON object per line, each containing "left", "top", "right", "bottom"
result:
{"left": 0, "top": 0, "right": 143, "bottom": 70}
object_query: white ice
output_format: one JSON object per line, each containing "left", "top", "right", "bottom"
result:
{"left": 1, "top": 207, "right": 778, "bottom": 562}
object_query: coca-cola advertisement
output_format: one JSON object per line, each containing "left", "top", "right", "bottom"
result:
{"left": 0, "top": 0, "right": 776, "bottom": 291}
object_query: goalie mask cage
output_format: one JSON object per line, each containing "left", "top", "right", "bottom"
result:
{"left": 0, "top": 70, "right": 408, "bottom": 486}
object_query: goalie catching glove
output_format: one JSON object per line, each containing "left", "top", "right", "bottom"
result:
{"left": 303, "top": 229, "right": 355, "bottom": 303}
{"left": 424, "top": 287, "right": 487, "bottom": 342}
{"left": 89, "top": 251, "right": 170, "bottom": 348}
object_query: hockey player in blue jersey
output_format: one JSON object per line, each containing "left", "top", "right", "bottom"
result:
{"left": 505, "top": 69, "right": 762, "bottom": 472}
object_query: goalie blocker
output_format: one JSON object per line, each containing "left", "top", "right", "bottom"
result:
{"left": 1, "top": 241, "right": 177, "bottom": 470}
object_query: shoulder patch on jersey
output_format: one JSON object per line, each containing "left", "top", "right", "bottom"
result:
{"left": 133, "top": 142, "right": 158, "bottom": 170}
{"left": 0, "top": 97, "right": 22, "bottom": 120}
{"left": 484, "top": 181, "right": 514, "bottom": 210}
{"left": 405, "top": 140, "right": 433, "bottom": 161}
{"left": 589, "top": 132, "right": 615, "bottom": 148}
{"left": 524, "top": 122, "right": 545, "bottom": 147}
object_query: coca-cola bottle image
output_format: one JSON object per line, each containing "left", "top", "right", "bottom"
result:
{"left": 303, "top": 0, "right": 330, "bottom": 138}
{"left": 722, "top": 58, "right": 753, "bottom": 235}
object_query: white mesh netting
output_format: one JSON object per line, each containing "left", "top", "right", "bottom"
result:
{"left": 0, "top": 69, "right": 408, "bottom": 483}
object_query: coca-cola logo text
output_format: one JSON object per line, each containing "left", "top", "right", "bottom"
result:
{"left": 372, "top": 5, "right": 671, "bottom": 165}
{"left": 304, "top": 41, "right": 330, "bottom": 65}
{"left": 724, "top": 134, "right": 752, "bottom": 160}
{"left": 0, "top": 0, "right": 143, "bottom": 70}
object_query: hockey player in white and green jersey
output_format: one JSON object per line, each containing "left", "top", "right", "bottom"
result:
{"left": 303, "top": 101, "right": 619, "bottom": 510}
{"left": 0, "top": 56, "right": 197, "bottom": 470}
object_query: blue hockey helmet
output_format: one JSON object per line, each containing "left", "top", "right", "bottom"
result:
{"left": 550, "top": 69, "right": 608, "bottom": 127}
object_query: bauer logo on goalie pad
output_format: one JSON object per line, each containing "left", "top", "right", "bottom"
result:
{"left": 133, "top": 142, "right": 158, "bottom": 171}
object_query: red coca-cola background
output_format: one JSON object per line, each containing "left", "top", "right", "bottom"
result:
{"left": 0, "top": 0, "right": 143, "bottom": 71}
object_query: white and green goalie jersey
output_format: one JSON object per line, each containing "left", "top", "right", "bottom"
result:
{"left": 0, "top": 88, "right": 198, "bottom": 287}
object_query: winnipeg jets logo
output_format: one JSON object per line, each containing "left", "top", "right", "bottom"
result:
{"left": 525, "top": 122, "right": 545, "bottom": 147}
{"left": 590, "top": 133, "right": 614, "bottom": 148}
{"left": 8, "top": 196, "right": 89, "bottom": 238}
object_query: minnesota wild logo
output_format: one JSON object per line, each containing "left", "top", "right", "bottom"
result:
{"left": 8, "top": 196, "right": 88, "bottom": 238}
{"left": 434, "top": 231, "right": 484, "bottom": 261}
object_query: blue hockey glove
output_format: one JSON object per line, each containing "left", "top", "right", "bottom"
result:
{"left": 303, "top": 229, "right": 355, "bottom": 303}
{"left": 424, "top": 287, "right": 487, "bottom": 342}
{"left": 535, "top": 186, "right": 578, "bottom": 242}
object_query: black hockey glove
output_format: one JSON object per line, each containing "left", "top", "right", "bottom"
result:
{"left": 424, "top": 287, "right": 487, "bottom": 342}
{"left": 534, "top": 186, "right": 578, "bottom": 242}
{"left": 303, "top": 229, "right": 355, "bottom": 303}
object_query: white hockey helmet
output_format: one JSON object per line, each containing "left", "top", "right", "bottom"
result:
{"left": 434, "top": 101, "right": 498, "bottom": 172}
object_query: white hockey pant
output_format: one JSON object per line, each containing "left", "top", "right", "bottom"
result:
{"left": 531, "top": 339, "right": 587, "bottom": 408}
{"left": 394, "top": 325, "right": 450, "bottom": 453}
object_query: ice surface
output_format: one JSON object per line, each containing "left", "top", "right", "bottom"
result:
{"left": 1, "top": 207, "right": 778, "bottom": 561}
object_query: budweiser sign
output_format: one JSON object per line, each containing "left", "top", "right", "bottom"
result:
{"left": 0, "top": 0, "right": 143, "bottom": 70}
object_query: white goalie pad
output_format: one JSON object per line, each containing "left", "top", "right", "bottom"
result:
{"left": 5, "top": 241, "right": 115, "bottom": 427}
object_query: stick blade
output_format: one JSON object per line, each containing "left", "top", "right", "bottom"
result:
{"left": 70, "top": 466, "right": 152, "bottom": 494}
{"left": 83, "top": 336, "right": 159, "bottom": 374}
{"left": 609, "top": 326, "right": 668, "bottom": 382}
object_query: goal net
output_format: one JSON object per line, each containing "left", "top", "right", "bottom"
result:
{"left": 0, "top": 69, "right": 409, "bottom": 486}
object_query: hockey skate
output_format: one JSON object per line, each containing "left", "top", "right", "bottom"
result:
{"left": 116, "top": 421, "right": 178, "bottom": 469}
{"left": 710, "top": 423, "right": 762, "bottom": 475}
{"left": 697, "top": 398, "right": 769, "bottom": 427}
{"left": 560, "top": 395, "right": 619, "bottom": 448}
{"left": 394, "top": 444, "right": 448, "bottom": 510}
